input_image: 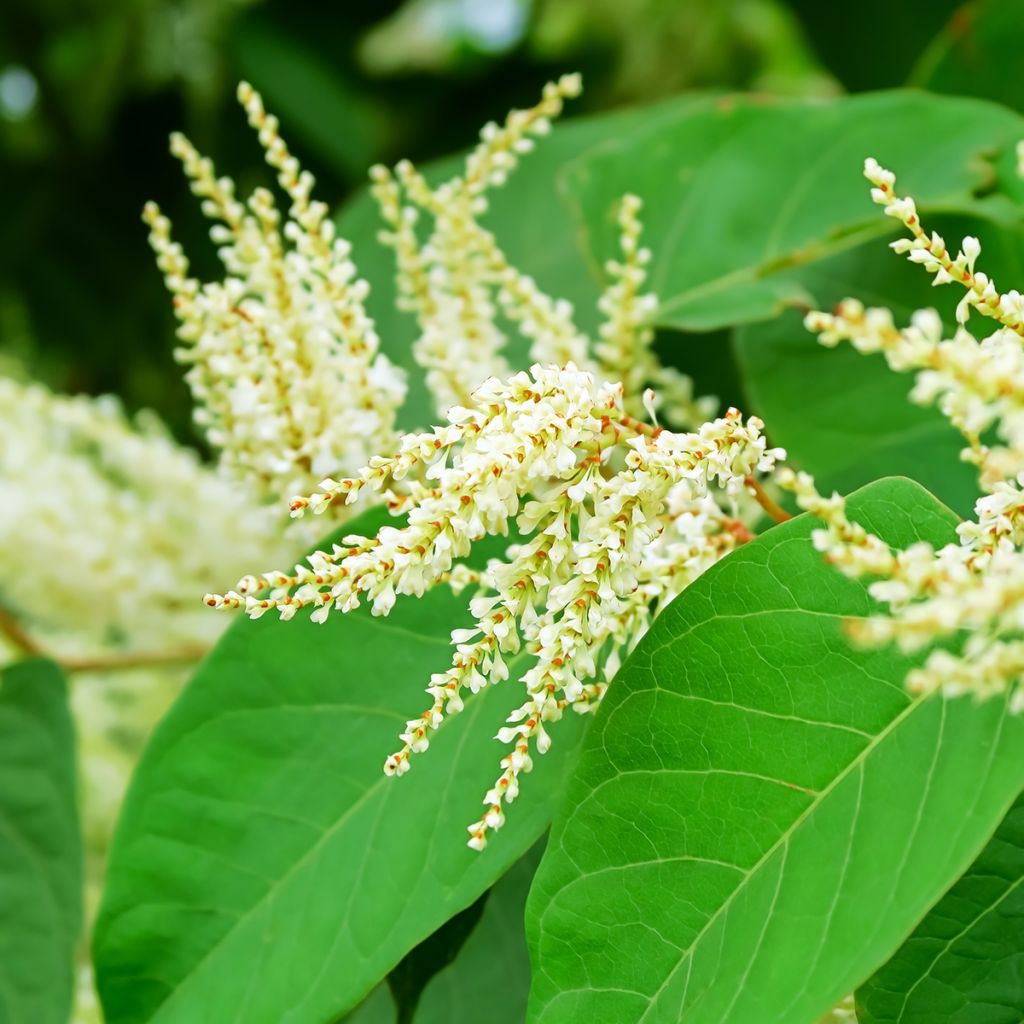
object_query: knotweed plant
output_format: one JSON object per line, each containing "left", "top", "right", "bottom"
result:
{"left": 8, "top": 59, "right": 1024, "bottom": 1024}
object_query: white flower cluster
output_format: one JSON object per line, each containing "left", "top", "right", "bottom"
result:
{"left": 807, "top": 157, "right": 1024, "bottom": 488}
{"left": 807, "top": 298, "right": 1024, "bottom": 487}
{"left": 0, "top": 375, "right": 285, "bottom": 658}
{"left": 207, "top": 363, "right": 785, "bottom": 847}
{"left": 794, "top": 155, "right": 1024, "bottom": 714}
{"left": 369, "top": 77, "right": 714, "bottom": 428}
{"left": 783, "top": 468, "right": 1024, "bottom": 714}
{"left": 145, "top": 83, "right": 407, "bottom": 504}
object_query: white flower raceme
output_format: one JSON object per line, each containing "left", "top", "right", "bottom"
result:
{"left": 783, "top": 468, "right": 1024, "bottom": 714}
{"left": 595, "top": 193, "right": 718, "bottom": 428}
{"left": 860, "top": 157, "right": 1021, "bottom": 333}
{"left": 370, "top": 77, "right": 714, "bottom": 429}
{"left": 145, "top": 82, "right": 407, "bottom": 504}
{"left": 0, "top": 375, "right": 287, "bottom": 659}
{"left": 206, "top": 363, "right": 785, "bottom": 847}
{"left": 792, "top": 154, "right": 1024, "bottom": 714}
{"left": 369, "top": 75, "right": 582, "bottom": 412}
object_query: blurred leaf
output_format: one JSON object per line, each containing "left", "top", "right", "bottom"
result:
{"left": 233, "top": 16, "right": 383, "bottom": 179}
{"left": 0, "top": 657, "right": 81, "bottom": 1024}
{"left": 912, "top": 0, "right": 1024, "bottom": 115}
{"left": 527, "top": 477, "right": 1024, "bottom": 1024}
{"left": 783, "top": 0, "right": 960, "bottom": 90}
{"left": 857, "top": 791, "right": 1024, "bottom": 1023}
{"left": 94, "top": 508, "right": 589, "bottom": 1024}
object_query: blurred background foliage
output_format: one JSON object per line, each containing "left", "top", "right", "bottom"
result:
{"left": 1, "top": 0, "right": 1018, "bottom": 440}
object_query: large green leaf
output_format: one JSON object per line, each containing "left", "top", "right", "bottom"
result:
{"left": 857, "top": 791, "right": 1024, "bottom": 1023}
{"left": 526, "top": 477, "right": 1024, "bottom": 1024}
{"left": 734, "top": 211, "right": 1024, "bottom": 517}
{"left": 93, "top": 509, "right": 588, "bottom": 1024}
{"left": 0, "top": 658, "right": 81, "bottom": 1024}
{"left": 559, "top": 92, "right": 1023, "bottom": 332}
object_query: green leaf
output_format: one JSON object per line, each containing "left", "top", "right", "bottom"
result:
{"left": 338, "top": 90, "right": 1024, "bottom": 430}
{"left": 94, "top": 508, "right": 589, "bottom": 1024}
{"left": 733, "top": 212, "right": 1024, "bottom": 517}
{"left": 0, "top": 657, "right": 81, "bottom": 1024}
{"left": 857, "top": 791, "right": 1024, "bottom": 1023}
{"left": 526, "top": 477, "right": 1024, "bottom": 1024}
{"left": 387, "top": 891, "right": 487, "bottom": 1020}
{"left": 232, "top": 17, "right": 383, "bottom": 179}
{"left": 342, "top": 840, "right": 542, "bottom": 1024}
{"left": 560, "top": 92, "right": 1024, "bottom": 333}
{"left": 342, "top": 985, "right": 396, "bottom": 1024}
{"left": 413, "top": 839, "right": 542, "bottom": 1024}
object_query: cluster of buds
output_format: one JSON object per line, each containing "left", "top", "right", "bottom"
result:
{"left": 794, "top": 153, "right": 1024, "bottom": 714}
{"left": 206, "top": 364, "right": 785, "bottom": 847}
{"left": 863, "top": 157, "right": 1024, "bottom": 333}
{"left": 369, "top": 76, "right": 713, "bottom": 429}
{"left": 145, "top": 83, "right": 407, "bottom": 504}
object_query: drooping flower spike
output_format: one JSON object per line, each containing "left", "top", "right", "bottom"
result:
{"left": 206, "top": 364, "right": 786, "bottom": 847}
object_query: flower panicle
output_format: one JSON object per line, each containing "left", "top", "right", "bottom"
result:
{"left": 367, "top": 76, "right": 710, "bottom": 428}
{"left": 206, "top": 363, "right": 786, "bottom": 848}
{"left": 806, "top": 162, "right": 1024, "bottom": 491}
{"left": 145, "top": 82, "right": 406, "bottom": 505}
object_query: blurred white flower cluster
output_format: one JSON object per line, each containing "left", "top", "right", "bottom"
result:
{"left": 0, "top": 373, "right": 295, "bottom": 1023}
{"left": 793, "top": 155, "right": 1024, "bottom": 715}
{"left": 0, "top": 375, "right": 285, "bottom": 659}
{"left": 145, "top": 83, "right": 407, "bottom": 503}
{"left": 208, "top": 363, "right": 785, "bottom": 847}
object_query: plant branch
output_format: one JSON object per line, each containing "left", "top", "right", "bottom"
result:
{"left": 745, "top": 476, "right": 791, "bottom": 524}
{"left": 0, "top": 606, "right": 44, "bottom": 657}
{"left": 58, "top": 644, "right": 210, "bottom": 674}
{"left": 1, "top": 605, "right": 209, "bottom": 673}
